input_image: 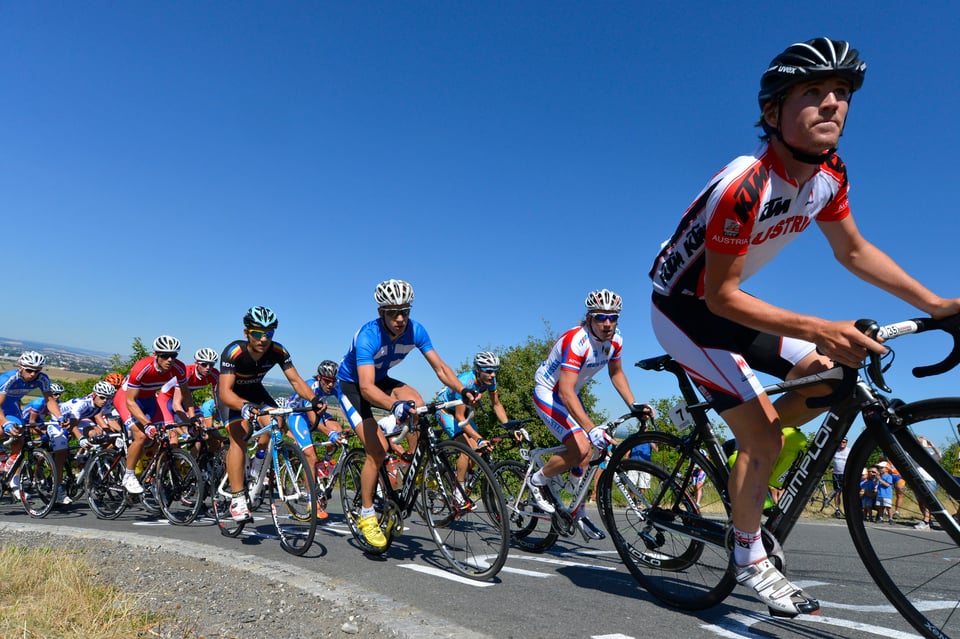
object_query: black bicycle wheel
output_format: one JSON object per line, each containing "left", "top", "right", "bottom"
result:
{"left": 419, "top": 440, "right": 509, "bottom": 580}
{"left": 338, "top": 447, "right": 394, "bottom": 554}
{"left": 843, "top": 398, "right": 960, "bottom": 639}
{"left": 491, "top": 459, "right": 558, "bottom": 552}
{"left": 20, "top": 448, "right": 57, "bottom": 518}
{"left": 156, "top": 448, "right": 204, "bottom": 525}
{"left": 269, "top": 440, "right": 318, "bottom": 556}
{"left": 85, "top": 449, "right": 128, "bottom": 520}
{"left": 598, "top": 431, "right": 736, "bottom": 610}
{"left": 210, "top": 457, "right": 246, "bottom": 538}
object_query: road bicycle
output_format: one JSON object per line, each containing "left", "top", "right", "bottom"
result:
{"left": 85, "top": 422, "right": 204, "bottom": 525}
{"left": 312, "top": 430, "right": 353, "bottom": 518}
{"left": 211, "top": 405, "right": 318, "bottom": 556}
{"left": 338, "top": 399, "right": 509, "bottom": 581}
{"left": 807, "top": 475, "right": 841, "bottom": 515}
{"left": 597, "top": 315, "right": 960, "bottom": 637}
{"left": 493, "top": 412, "right": 640, "bottom": 552}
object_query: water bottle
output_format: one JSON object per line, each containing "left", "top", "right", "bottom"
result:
{"left": 249, "top": 449, "right": 266, "bottom": 481}
{"left": 726, "top": 427, "right": 806, "bottom": 488}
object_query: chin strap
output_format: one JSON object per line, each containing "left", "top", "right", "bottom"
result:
{"left": 761, "top": 121, "right": 835, "bottom": 165}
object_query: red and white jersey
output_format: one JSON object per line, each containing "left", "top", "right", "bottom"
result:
{"left": 649, "top": 142, "right": 851, "bottom": 298}
{"left": 534, "top": 325, "right": 623, "bottom": 394}
{"left": 123, "top": 356, "right": 188, "bottom": 398}
{"left": 158, "top": 364, "right": 219, "bottom": 395}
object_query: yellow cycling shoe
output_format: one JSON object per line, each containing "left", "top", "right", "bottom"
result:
{"left": 357, "top": 514, "right": 387, "bottom": 548}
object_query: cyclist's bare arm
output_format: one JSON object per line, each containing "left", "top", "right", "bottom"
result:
{"left": 489, "top": 388, "right": 509, "bottom": 424}
{"left": 282, "top": 366, "right": 318, "bottom": 407}
{"left": 357, "top": 364, "right": 398, "bottom": 411}
{"left": 607, "top": 359, "right": 637, "bottom": 408}
{"left": 424, "top": 350, "right": 478, "bottom": 405}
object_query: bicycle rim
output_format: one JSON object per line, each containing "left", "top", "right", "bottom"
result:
{"left": 843, "top": 399, "right": 960, "bottom": 639}
{"left": 210, "top": 462, "right": 245, "bottom": 538}
{"left": 20, "top": 449, "right": 57, "bottom": 518}
{"left": 270, "top": 441, "right": 318, "bottom": 556}
{"left": 421, "top": 441, "right": 509, "bottom": 580}
{"left": 599, "top": 432, "right": 735, "bottom": 610}
{"left": 492, "top": 460, "right": 558, "bottom": 552}
{"left": 338, "top": 447, "right": 393, "bottom": 554}
{"left": 85, "top": 450, "right": 128, "bottom": 520}
{"left": 157, "top": 448, "right": 204, "bottom": 525}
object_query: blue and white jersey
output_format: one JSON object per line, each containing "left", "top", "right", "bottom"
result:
{"left": 337, "top": 318, "right": 435, "bottom": 384}
{"left": 0, "top": 370, "right": 52, "bottom": 417}
{"left": 437, "top": 370, "right": 496, "bottom": 404}
{"left": 59, "top": 394, "right": 104, "bottom": 421}
{"left": 21, "top": 397, "right": 50, "bottom": 422}
{"left": 289, "top": 376, "right": 338, "bottom": 408}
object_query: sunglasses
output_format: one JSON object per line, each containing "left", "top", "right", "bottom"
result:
{"left": 592, "top": 313, "right": 620, "bottom": 323}
{"left": 319, "top": 376, "right": 336, "bottom": 384}
{"left": 383, "top": 308, "right": 411, "bottom": 318}
{"left": 248, "top": 329, "right": 275, "bottom": 340}
{"left": 157, "top": 352, "right": 179, "bottom": 360}
{"left": 197, "top": 362, "right": 214, "bottom": 368}
{"left": 22, "top": 368, "right": 41, "bottom": 374}
{"left": 478, "top": 368, "right": 498, "bottom": 374}
{"left": 96, "top": 395, "right": 110, "bottom": 401}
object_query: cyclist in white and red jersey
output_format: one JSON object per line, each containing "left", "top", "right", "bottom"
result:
{"left": 156, "top": 347, "right": 220, "bottom": 428}
{"left": 648, "top": 38, "right": 960, "bottom": 618}
{"left": 114, "top": 335, "right": 196, "bottom": 495}
{"left": 531, "top": 289, "right": 649, "bottom": 541}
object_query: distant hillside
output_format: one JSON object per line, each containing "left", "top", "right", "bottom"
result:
{"left": 0, "top": 336, "right": 113, "bottom": 375}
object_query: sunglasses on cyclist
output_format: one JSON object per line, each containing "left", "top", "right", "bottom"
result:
{"left": 197, "top": 362, "right": 214, "bottom": 368}
{"left": 383, "top": 307, "right": 411, "bottom": 318}
{"left": 478, "top": 368, "right": 498, "bottom": 374}
{"left": 591, "top": 313, "right": 620, "bottom": 323}
{"left": 319, "top": 376, "right": 336, "bottom": 384}
{"left": 248, "top": 329, "right": 275, "bottom": 340}
{"left": 156, "top": 352, "right": 178, "bottom": 360}
{"left": 21, "top": 368, "right": 41, "bottom": 374}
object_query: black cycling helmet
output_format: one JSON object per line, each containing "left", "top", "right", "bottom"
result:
{"left": 243, "top": 305, "right": 279, "bottom": 329}
{"left": 758, "top": 37, "right": 866, "bottom": 110}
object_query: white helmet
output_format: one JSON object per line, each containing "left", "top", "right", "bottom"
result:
{"left": 195, "top": 347, "right": 218, "bottom": 364}
{"left": 49, "top": 382, "right": 65, "bottom": 395}
{"left": 93, "top": 381, "right": 116, "bottom": 398}
{"left": 153, "top": 335, "right": 181, "bottom": 353}
{"left": 19, "top": 351, "right": 45, "bottom": 368}
{"left": 474, "top": 351, "right": 500, "bottom": 370}
{"left": 374, "top": 279, "right": 414, "bottom": 307}
{"left": 585, "top": 289, "right": 623, "bottom": 313}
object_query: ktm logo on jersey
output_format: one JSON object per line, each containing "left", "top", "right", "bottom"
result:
{"left": 757, "top": 196, "right": 792, "bottom": 222}
{"left": 732, "top": 164, "right": 768, "bottom": 223}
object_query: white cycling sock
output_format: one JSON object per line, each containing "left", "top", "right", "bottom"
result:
{"left": 732, "top": 526, "right": 765, "bottom": 567}
{"left": 360, "top": 506, "right": 375, "bottom": 519}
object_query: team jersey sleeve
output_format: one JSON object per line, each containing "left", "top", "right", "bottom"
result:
{"left": 815, "top": 156, "right": 851, "bottom": 222}
{"left": 219, "top": 343, "right": 243, "bottom": 375}
{"left": 271, "top": 343, "right": 295, "bottom": 371}
{"left": 411, "top": 321, "right": 435, "bottom": 355}
{"left": 704, "top": 163, "right": 765, "bottom": 257}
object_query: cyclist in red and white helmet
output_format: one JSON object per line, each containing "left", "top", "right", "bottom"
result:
{"left": 648, "top": 38, "right": 960, "bottom": 618}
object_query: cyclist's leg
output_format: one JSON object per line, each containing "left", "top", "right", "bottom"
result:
{"left": 532, "top": 385, "right": 591, "bottom": 499}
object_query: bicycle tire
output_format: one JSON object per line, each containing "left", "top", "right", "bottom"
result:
{"left": 419, "top": 440, "right": 509, "bottom": 580}
{"left": 491, "top": 460, "right": 558, "bottom": 552}
{"left": 210, "top": 459, "right": 246, "bottom": 537}
{"left": 843, "top": 398, "right": 960, "bottom": 639}
{"left": 270, "top": 440, "right": 318, "bottom": 556}
{"left": 85, "top": 449, "right": 128, "bottom": 520}
{"left": 598, "top": 431, "right": 736, "bottom": 610}
{"left": 338, "top": 447, "right": 394, "bottom": 554}
{"left": 20, "top": 447, "right": 57, "bottom": 518}
{"left": 156, "top": 448, "right": 204, "bottom": 525}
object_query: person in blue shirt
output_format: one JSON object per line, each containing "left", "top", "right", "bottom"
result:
{"left": 336, "top": 279, "right": 478, "bottom": 549}
{"left": 436, "top": 351, "right": 510, "bottom": 484}
{"left": 0, "top": 351, "right": 66, "bottom": 500}
{"left": 22, "top": 383, "right": 64, "bottom": 425}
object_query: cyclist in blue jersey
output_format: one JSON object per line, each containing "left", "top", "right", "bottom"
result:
{"left": 436, "top": 351, "right": 510, "bottom": 484}
{"left": 22, "top": 382, "right": 65, "bottom": 425}
{"left": 0, "top": 352, "right": 66, "bottom": 500}
{"left": 336, "top": 279, "right": 478, "bottom": 548}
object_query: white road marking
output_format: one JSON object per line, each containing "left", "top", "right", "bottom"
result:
{"left": 397, "top": 564, "right": 496, "bottom": 586}
{"left": 513, "top": 555, "right": 616, "bottom": 570}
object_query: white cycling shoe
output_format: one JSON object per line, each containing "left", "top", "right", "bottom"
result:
{"left": 735, "top": 558, "right": 820, "bottom": 618}
{"left": 527, "top": 482, "right": 556, "bottom": 514}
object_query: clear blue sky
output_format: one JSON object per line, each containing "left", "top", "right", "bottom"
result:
{"left": 5, "top": 3, "right": 960, "bottom": 446}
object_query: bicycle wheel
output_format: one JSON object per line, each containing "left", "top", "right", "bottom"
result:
{"left": 156, "top": 448, "right": 204, "bottom": 525}
{"left": 269, "top": 440, "right": 318, "bottom": 556}
{"left": 20, "top": 448, "right": 57, "bottom": 518}
{"left": 85, "top": 449, "right": 128, "bottom": 520}
{"left": 210, "top": 459, "right": 246, "bottom": 537}
{"left": 338, "top": 447, "right": 395, "bottom": 554}
{"left": 419, "top": 440, "right": 509, "bottom": 580}
{"left": 843, "top": 398, "right": 960, "bottom": 639}
{"left": 491, "top": 460, "right": 558, "bottom": 552}
{"left": 598, "top": 432, "right": 736, "bottom": 610}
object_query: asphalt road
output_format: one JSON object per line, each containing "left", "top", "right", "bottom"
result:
{"left": 0, "top": 496, "right": 935, "bottom": 639}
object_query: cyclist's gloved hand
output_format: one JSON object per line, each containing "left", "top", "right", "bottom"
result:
{"left": 2, "top": 422, "right": 19, "bottom": 436}
{"left": 143, "top": 423, "right": 158, "bottom": 439}
{"left": 460, "top": 388, "right": 480, "bottom": 405}
{"left": 78, "top": 437, "right": 90, "bottom": 448}
{"left": 240, "top": 402, "right": 258, "bottom": 421}
{"left": 588, "top": 427, "right": 608, "bottom": 451}
{"left": 476, "top": 438, "right": 488, "bottom": 450}
{"left": 392, "top": 400, "right": 415, "bottom": 423}
{"left": 310, "top": 395, "right": 326, "bottom": 413}
{"left": 328, "top": 431, "right": 340, "bottom": 445}
{"left": 631, "top": 403, "right": 656, "bottom": 420}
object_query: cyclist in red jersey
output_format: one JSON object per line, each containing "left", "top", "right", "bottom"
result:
{"left": 648, "top": 38, "right": 960, "bottom": 618}
{"left": 114, "top": 335, "right": 196, "bottom": 494}
{"left": 157, "top": 347, "right": 220, "bottom": 431}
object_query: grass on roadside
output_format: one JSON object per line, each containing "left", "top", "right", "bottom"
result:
{"left": 0, "top": 545, "right": 190, "bottom": 639}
